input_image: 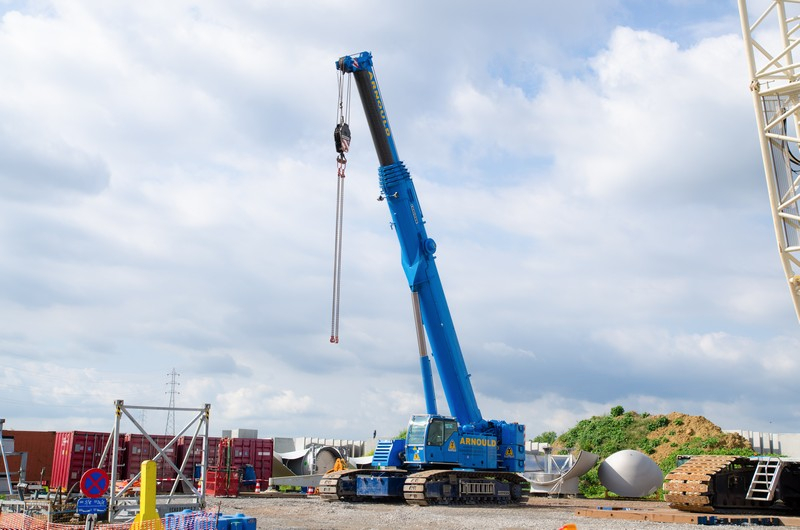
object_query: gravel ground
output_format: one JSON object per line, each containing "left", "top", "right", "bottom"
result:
{"left": 209, "top": 495, "right": 766, "bottom": 530}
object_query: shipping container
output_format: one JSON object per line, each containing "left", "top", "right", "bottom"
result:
{"left": 204, "top": 468, "right": 239, "bottom": 497}
{"left": 172, "top": 436, "right": 220, "bottom": 494}
{"left": 0, "top": 430, "right": 56, "bottom": 484}
{"left": 176, "top": 436, "right": 221, "bottom": 473}
{"left": 218, "top": 438, "right": 273, "bottom": 488}
{"left": 123, "top": 434, "right": 179, "bottom": 492}
{"left": 50, "top": 431, "right": 122, "bottom": 491}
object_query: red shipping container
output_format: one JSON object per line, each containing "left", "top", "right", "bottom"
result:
{"left": 218, "top": 438, "right": 273, "bottom": 485}
{"left": 177, "top": 436, "right": 221, "bottom": 472}
{"left": 123, "top": 434, "right": 178, "bottom": 492}
{"left": 0, "top": 431, "right": 56, "bottom": 484}
{"left": 50, "top": 431, "right": 121, "bottom": 491}
{"left": 251, "top": 439, "right": 273, "bottom": 483}
{"left": 174, "top": 436, "right": 221, "bottom": 494}
{"left": 205, "top": 468, "right": 239, "bottom": 497}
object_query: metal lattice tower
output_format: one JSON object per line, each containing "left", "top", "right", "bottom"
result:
{"left": 165, "top": 368, "right": 180, "bottom": 435}
{"left": 738, "top": 0, "right": 800, "bottom": 322}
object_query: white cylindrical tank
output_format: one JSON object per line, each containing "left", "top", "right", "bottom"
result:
{"left": 598, "top": 449, "right": 663, "bottom": 497}
{"left": 313, "top": 446, "right": 341, "bottom": 474}
{"left": 283, "top": 446, "right": 343, "bottom": 475}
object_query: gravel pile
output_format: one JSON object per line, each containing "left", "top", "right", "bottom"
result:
{"left": 210, "top": 495, "right": 753, "bottom": 529}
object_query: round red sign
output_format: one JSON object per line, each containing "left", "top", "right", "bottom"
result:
{"left": 80, "top": 468, "right": 110, "bottom": 498}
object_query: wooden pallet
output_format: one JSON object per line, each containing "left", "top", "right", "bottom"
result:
{"left": 575, "top": 506, "right": 800, "bottom": 526}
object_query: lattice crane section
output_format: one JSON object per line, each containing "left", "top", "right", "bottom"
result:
{"left": 739, "top": 0, "right": 800, "bottom": 321}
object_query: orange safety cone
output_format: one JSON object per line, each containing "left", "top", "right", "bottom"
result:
{"left": 558, "top": 525, "right": 577, "bottom": 530}
{"left": 255, "top": 480, "right": 261, "bottom": 494}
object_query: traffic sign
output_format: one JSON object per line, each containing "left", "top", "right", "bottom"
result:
{"left": 76, "top": 497, "right": 108, "bottom": 515}
{"left": 80, "top": 468, "right": 110, "bottom": 499}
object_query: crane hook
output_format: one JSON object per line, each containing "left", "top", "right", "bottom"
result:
{"left": 334, "top": 121, "right": 351, "bottom": 155}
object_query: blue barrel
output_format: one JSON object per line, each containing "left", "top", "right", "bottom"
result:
{"left": 216, "top": 513, "right": 255, "bottom": 530}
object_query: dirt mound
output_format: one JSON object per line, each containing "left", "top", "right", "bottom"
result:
{"left": 647, "top": 412, "right": 752, "bottom": 464}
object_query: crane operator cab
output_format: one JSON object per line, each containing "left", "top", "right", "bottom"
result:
{"left": 405, "top": 415, "right": 459, "bottom": 466}
{"left": 401, "top": 415, "right": 502, "bottom": 470}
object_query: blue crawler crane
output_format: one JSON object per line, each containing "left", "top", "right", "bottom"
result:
{"left": 319, "top": 51, "right": 527, "bottom": 506}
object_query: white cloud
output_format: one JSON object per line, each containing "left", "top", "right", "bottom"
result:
{"left": 593, "top": 327, "right": 750, "bottom": 364}
{"left": 217, "top": 386, "right": 312, "bottom": 420}
{"left": 0, "top": 0, "right": 797, "bottom": 445}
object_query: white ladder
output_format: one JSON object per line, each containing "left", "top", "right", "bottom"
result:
{"left": 746, "top": 457, "right": 783, "bottom": 501}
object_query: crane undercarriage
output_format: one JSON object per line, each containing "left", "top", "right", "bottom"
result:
{"left": 664, "top": 455, "right": 800, "bottom": 513}
{"left": 319, "top": 468, "right": 528, "bottom": 506}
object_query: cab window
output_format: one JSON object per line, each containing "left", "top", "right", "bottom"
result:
{"left": 426, "top": 419, "right": 445, "bottom": 446}
{"left": 407, "top": 417, "right": 428, "bottom": 446}
{"left": 443, "top": 420, "right": 458, "bottom": 441}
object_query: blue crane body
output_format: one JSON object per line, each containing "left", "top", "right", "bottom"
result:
{"left": 320, "top": 51, "right": 526, "bottom": 506}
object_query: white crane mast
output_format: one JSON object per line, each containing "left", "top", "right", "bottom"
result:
{"left": 738, "top": 0, "right": 800, "bottom": 321}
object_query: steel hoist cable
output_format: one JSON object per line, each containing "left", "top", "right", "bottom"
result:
{"left": 330, "top": 69, "right": 351, "bottom": 343}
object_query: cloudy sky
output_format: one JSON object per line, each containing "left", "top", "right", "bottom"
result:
{"left": 1, "top": 0, "right": 798, "bottom": 443}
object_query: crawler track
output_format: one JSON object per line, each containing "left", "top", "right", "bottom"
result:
{"left": 403, "top": 469, "right": 528, "bottom": 506}
{"left": 319, "top": 468, "right": 527, "bottom": 506}
{"left": 664, "top": 455, "right": 800, "bottom": 514}
{"left": 318, "top": 469, "right": 350, "bottom": 502}
{"left": 663, "top": 455, "right": 738, "bottom": 513}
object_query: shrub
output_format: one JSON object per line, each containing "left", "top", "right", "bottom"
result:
{"left": 647, "top": 416, "right": 670, "bottom": 431}
{"left": 532, "top": 431, "right": 557, "bottom": 444}
{"left": 553, "top": 410, "right": 754, "bottom": 497}
{"left": 578, "top": 468, "right": 604, "bottom": 497}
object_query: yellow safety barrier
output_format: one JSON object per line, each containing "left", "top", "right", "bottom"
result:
{"left": 130, "top": 461, "right": 163, "bottom": 530}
